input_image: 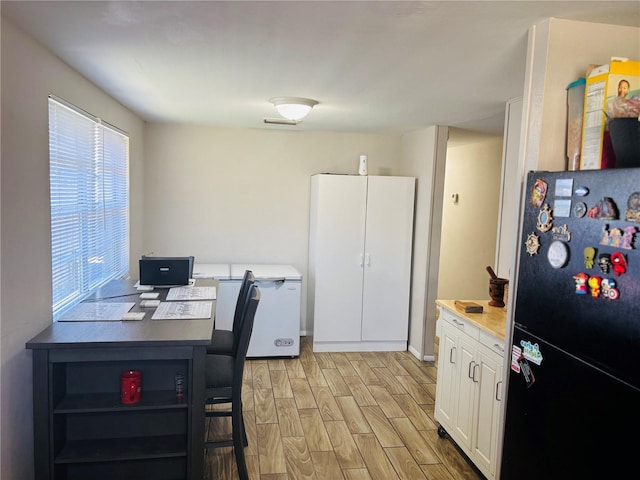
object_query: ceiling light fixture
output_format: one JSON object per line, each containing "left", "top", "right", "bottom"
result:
{"left": 270, "top": 97, "right": 318, "bottom": 121}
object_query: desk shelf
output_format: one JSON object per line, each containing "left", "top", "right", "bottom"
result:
{"left": 54, "top": 391, "right": 188, "bottom": 413}
{"left": 55, "top": 434, "right": 186, "bottom": 464}
{"left": 27, "top": 278, "right": 215, "bottom": 480}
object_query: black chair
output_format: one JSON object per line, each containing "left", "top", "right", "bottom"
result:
{"left": 204, "top": 283, "right": 260, "bottom": 480}
{"left": 207, "top": 270, "right": 255, "bottom": 355}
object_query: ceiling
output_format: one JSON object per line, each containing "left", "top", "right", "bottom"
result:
{"left": 3, "top": 1, "right": 639, "bottom": 135}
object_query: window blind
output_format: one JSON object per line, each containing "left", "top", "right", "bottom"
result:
{"left": 48, "top": 96, "right": 129, "bottom": 319}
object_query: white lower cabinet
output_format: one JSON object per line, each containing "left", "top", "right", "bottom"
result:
{"left": 435, "top": 306, "right": 504, "bottom": 480}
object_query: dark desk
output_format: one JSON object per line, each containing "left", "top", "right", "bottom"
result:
{"left": 26, "top": 279, "right": 216, "bottom": 480}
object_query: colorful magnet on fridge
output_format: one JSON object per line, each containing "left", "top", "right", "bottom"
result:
{"left": 587, "top": 276, "right": 601, "bottom": 298}
{"left": 601, "top": 225, "right": 636, "bottom": 250}
{"left": 536, "top": 204, "right": 553, "bottom": 232}
{"left": 531, "top": 179, "right": 548, "bottom": 207}
{"left": 611, "top": 252, "right": 627, "bottom": 277}
{"left": 525, "top": 232, "right": 540, "bottom": 256}
{"left": 573, "top": 201, "right": 587, "bottom": 218}
{"left": 601, "top": 278, "right": 619, "bottom": 300}
{"left": 583, "top": 247, "right": 596, "bottom": 269}
{"left": 626, "top": 192, "right": 640, "bottom": 223}
{"left": 574, "top": 186, "right": 589, "bottom": 197}
{"left": 598, "top": 253, "right": 611, "bottom": 273}
{"left": 519, "top": 339, "right": 543, "bottom": 366}
{"left": 573, "top": 273, "right": 589, "bottom": 294}
{"left": 547, "top": 240, "right": 569, "bottom": 269}
{"left": 587, "top": 197, "right": 618, "bottom": 220}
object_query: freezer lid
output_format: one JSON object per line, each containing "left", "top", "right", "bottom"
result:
{"left": 192, "top": 263, "right": 231, "bottom": 279}
{"left": 230, "top": 264, "right": 302, "bottom": 281}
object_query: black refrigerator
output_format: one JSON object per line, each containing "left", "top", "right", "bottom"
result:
{"left": 501, "top": 168, "right": 640, "bottom": 479}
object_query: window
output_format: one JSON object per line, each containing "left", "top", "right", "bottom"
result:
{"left": 48, "top": 96, "right": 130, "bottom": 319}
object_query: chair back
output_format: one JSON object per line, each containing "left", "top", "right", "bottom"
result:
{"left": 233, "top": 284, "right": 260, "bottom": 376}
{"left": 232, "top": 270, "right": 255, "bottom": 333}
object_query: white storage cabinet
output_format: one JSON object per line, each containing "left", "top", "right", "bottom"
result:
{"left": 435, "top": 305, "right": 504, "bottom": 480}
{"left": 309, "top": 174, "right": 415, "bottom": 352}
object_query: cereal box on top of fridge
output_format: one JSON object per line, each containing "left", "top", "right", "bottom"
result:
{"left": 580, "top": 57, "right": 640, "bottom": 170}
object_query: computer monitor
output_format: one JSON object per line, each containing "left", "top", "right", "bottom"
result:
{"left": 139, "top": 256, "right": 194, "bottom": 286}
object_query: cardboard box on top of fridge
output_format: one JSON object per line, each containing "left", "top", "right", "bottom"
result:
{"left": 580, "top": 57, "right": 640, "bottom": 170}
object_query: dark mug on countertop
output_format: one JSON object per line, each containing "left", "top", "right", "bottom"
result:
{"left": 120, "top": 370, "right": 142, "bottom": 404}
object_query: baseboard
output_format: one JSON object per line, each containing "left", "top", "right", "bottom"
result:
{"left": 407, "top": 344, "right": 435, "bottom": 362}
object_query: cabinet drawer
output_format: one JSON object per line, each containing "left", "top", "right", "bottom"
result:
{"left": 439, "top": 308, "right": 480, "bottom": 340}
{"left": 479, "top": 329, "right": 505, "bottom": 357}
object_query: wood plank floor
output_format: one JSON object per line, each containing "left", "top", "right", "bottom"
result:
{"left": 204, "top": 337, "right": 484, "bottom": 480}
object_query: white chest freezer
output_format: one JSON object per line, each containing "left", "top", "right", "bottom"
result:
{"left": 194, "top": 263, "right": 301, "bottom": 357}
{"left": 229, "top": 264, "right": 302, "bottom": 358}
{"left": 192, "top": 263, "right": 230, "bottom": 281}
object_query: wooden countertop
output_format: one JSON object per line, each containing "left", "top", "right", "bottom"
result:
{"left": 436, "top": 299, "right": 506, "bottom": 341}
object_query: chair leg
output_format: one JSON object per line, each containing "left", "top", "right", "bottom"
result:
{"left": 240, "top": 415, "right": 248, "bottom": 447}
{"left": 233, "top": 406, "right": 249, "bottom": 480}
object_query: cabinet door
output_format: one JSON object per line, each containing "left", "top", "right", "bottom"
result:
{"left": 453, "top": 332, "right": 476, "bottom": 452}
{"left": 434, "top": 321, "right": 458, "bottom": 429}
{"left": 472, "top": 342, "right": 503, "bottom": 477}
{"left": 361, "top": 176, "right": 415, "bottom": 341}
{"left": 311, "top": 175, "right": 367, "bottom": 342}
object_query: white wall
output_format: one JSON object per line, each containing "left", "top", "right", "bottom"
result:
{"left": 144, "top": 124, "right": 403, "bottom": 334}
{"left": 437, "top": 134, "right": 503, "bottom": 300}
{"left": 400, "top": 126, "right": 448, "bottom": 360}
{"left": 1, "top": 17, "right": 145, "bottom": 479}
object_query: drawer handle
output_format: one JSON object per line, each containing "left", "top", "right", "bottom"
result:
{"left": 494, "top": 343, "right": 504, "bottom": 353}
{"left": 453, "top": 318, "right": 465, "bottom": 329}
{"left": 496, "top": 380, "right": 503, "bottom": 401}
{"left": 449, "top": 346, "right": 456, "bottom": 364}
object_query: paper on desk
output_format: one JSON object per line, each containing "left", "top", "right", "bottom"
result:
{"left": 58, "top": 302, "right": 136, "bottom": 322}
{"left": 151, "top": 301, "right": 213, "bottom": 320}
{"left": 166, "top": 286, "right": 216, "bottom": 301}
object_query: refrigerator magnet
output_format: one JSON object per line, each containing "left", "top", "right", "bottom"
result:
{"left": 518, "top": 356, "right": 536, "bottom": 388}
{"left": 553, "top": 199, "right": 571, "bottom": 218}
{"left": 611, "top": 252, "right": 628, "bottom": 276}
{"left": 588, "top": 276, "right": 602, "bottom": 298}
{"left": 598, "top": 253, "right": 611, "bottom": 273}
{"left": 511, "top": 346, "right": 522, "bottom": 373}
{"left": 626, "top": 192, "right": 640, "bottom": 222}
{"left": 573, "top": 201, "right": 587, "bottom": 218}
{"left": 547, "top": 240, "right": 568, "bottom": 269}
{"left": 587, "top": 197, "right": 618, "bottom": 220}
{"left": 573, "top": 273, "right": 589, "bottom": 294}
{"left": 551, "top": 224, "right": 571, "bottom": 242}
{"left": 583, "top": 247, "right": 596, "bottom": 269}
{"left": 536, "top": 204, "right": 553, "bottom": 232}
{"left": 554, "top": 178, "right": 573, "bottom": 197}
{"left": 520, "top": 339, "right": 543, "bottom": 365}
{"left": 531, "top": 179, "right": 548, "bottom": 207}
{"left": 601, "top": 278, "right": 620, "bottom": 300}
{"left": 525, "top": 233, "right": 540, "bottom": 256}
{"left": 601, "top": 225, "right": 636, "bottom": 250}
{"left": 574, "top": 185, "right": 589, "bottom": 197}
